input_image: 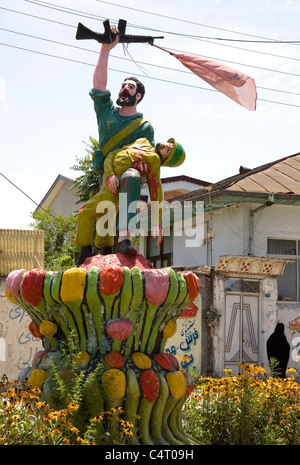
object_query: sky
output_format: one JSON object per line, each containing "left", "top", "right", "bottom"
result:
{"left": 1, "top": 0, "right": 300, "bottom": 229}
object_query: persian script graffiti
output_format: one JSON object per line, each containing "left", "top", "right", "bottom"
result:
{"left": 166, "top": 317, "right": 200, "bottom": 371}
{"left": 9, "top": 306, "right": 41, "bottom": 371}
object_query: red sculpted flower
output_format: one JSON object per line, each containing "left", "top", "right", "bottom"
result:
{"left": 183, "top": 371, "right": 194, "bottom": 397}
{"left": 5, "top": 269, "right": 26, "bottom": 298}
{"left": 144, "top": 269, "right": 170, "bottom": 306}
{"left": 139, "top": 370, "right": 160, "bottom": 402}
{"left": 99, "top": 266, "right": 123, "bottom": 295}
{"left": 21, "top": 269, "right": 47, "bottom": 306}
{"left": 105, "top": 351, "right": 125, "bottom": 368}
{"left": 153, "top": 353, "right": 172, "bottom": 371}
{"left": 106, "top": 319, "right": 133, "bottom": 340}
{"left": 182, "top": 271, "right": 199, "bottom": 302}
{"left": 29, "top": 321, "right": 43, "bottom": 339}
{"left": 164, "top": 353, "right": 180, "bottom": 370}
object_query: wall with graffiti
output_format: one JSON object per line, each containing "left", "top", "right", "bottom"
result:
{"left": 276, "top": 304, "right": 300, "bottom": 370}
{"left": 164, "top": 293, "right": 202, "bottom": 373}
{"left": 0, "top": 279, "right": 42, "bottom": 380}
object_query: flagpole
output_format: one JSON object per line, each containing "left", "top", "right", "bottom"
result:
{"left": 150, "top": 43, "right": 174, "bottom": 56}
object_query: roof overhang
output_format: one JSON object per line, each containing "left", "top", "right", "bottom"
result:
{"left": 202, "top": 190, "right": 300, "bottom": 211}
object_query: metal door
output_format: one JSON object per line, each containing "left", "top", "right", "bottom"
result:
{"left": 224, "top": 280, "right": 259, "bottom": 373}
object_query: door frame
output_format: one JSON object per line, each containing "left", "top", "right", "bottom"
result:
{"left": 224, "top": 282, "right": 261, "bottom": 374}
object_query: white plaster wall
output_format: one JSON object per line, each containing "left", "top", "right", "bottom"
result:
{"left": 173, "top": 204, "right": 249, "bottom": 268}
{"left": 260, "top": 277, "right": 279, "bottom": 369}
{"left": 277, "top": 303, "right": 300, "bottom": 372}
{"left": 49, "top": 182, "right": 80, "bottom": 217}
{"left": 250, "top": 204, "right": 300, "bottom": 256}
{"left": 210, "top": 274, "right": 225, "bottom": 376}
{"left": 0, "top": 279, "right": 42, "bottom": 380}
{"left": 173, "top": 203, "right": 300, "bottom": 269}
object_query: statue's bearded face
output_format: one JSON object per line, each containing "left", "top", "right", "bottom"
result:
{"left": 116, "top": 80, "right": 141, "bottom": 107}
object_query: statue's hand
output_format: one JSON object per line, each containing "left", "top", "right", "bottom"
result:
{"left": 152, "top": 225, "right": 163, "bottom": 248}
{"left": 133, "top": 159, "right": 147, "bottom": 174}
{"left": 106, "top": 174, "right": 119, "bottom": 195}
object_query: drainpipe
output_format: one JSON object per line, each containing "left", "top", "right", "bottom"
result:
{"left": 248, "top": 193, "right": 274, "bottom": 255}
{"left": 206, "top": 187, "right": 214, "bottom": 266}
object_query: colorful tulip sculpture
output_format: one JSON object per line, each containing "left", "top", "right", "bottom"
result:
{"left": 5, "top": 254, "right": 199, "bottom": 445}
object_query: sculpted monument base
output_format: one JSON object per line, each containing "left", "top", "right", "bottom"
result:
{"left": 5, "top": 253, "right": 199, "bottom": 445}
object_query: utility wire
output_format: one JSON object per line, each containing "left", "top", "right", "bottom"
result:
{"left": 1, "top": 27, "right": 300, "bottom": 97}
{"left": 1, "top": 41, "right": 300, "bottom": 109}
{"left": 2, "top": 5, "right": 300, "bottom": 75}
{"left": 23, "top": 1, "right": 300, "bottom": 61}
{"left": 93, "top": 0, "right": 300, "bottom": 46}
{"left": 12, "top": 0, "right": 300, "bottom": 61}
{"left": 0, "top": 173, "right": 68, "bottom": 225}
{"left": 1, "top": 6, "right": 299, "bottom": 105}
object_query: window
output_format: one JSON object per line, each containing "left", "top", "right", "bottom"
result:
{"left": 225, "top": 279, "right": 260, "bottom": 293}
{"left": 267, "top": 239, "right": 300, "bottom": 302}
{"left": 146, "top": 232, "right": 173, "bottom": 268}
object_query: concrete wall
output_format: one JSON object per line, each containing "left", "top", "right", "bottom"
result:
{"left": 171, "top": 203, "right": 300, "bottom": 268}
{"left": 0, "top": 279, "right": 42, "bottom": 380}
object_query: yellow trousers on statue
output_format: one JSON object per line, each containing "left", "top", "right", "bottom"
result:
{"left": 75, "top": 139, "right": 162, "bottom": 249}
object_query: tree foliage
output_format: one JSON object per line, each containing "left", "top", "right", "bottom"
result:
{"left": 29, "top": 207, "right": 78, "bottom": 270}
{"left": 70, "top": 136, "right": 100, "bottom": 203}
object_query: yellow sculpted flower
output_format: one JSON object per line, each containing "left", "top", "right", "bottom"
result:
{"left": 61, "top": 268, "right": 86, "bottom": 302}
{"left": 29, "top": 369, "right": 49, "bottom": 389}
{"left": 102, "top": 369, "right": 126, "bottom": 399}
{"left": 132, "top": 352, "right": 151, "bottom": 369}
{"left": 167, "top": 371, "right": 186, "bottom": 399}
{"left": 5, "top": 288, "right": 17, "bottom": 305}
{"left": 163, "top": 319, "right": 177, "bottom": 339}
{"left": 39, "top": 320, "right": 57, "bottom": 338}
{"left": 75, "top": 351, "right": 90, "bottom": 366}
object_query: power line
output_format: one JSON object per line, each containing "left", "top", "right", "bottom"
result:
{"left": 2, "top": 4, "right": 300, "bottom": 77}
{"left": 0, "top": 173, "right": 68, "bottom": 226}
{"left": 23, "top": 1, "right": 300, "bottom": 61}
{"left": 93, "top": 0, "right": 300, "bottom": 46}
{"left": 1, "top": 27, "right": 300, "bottom": 97}
{"left": 1, "top": 41, "right": 300, "bottom": 109}
{"left": 26, "top": 0, "right": 300, "bottom": 43}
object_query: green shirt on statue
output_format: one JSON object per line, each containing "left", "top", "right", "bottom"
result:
{"left": 89, "top": 88, "right": 155, "bottom": 155}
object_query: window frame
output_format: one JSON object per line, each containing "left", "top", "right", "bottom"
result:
{"left": 267, "top": 238, "right": 299, "bottom": 302}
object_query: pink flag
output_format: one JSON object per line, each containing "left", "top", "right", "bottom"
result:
{"left": 171, "top": 52, "right": 257, "bottom": 111}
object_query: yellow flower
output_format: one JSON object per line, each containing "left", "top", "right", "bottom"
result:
{"left": 163, "top": 319, "right": 177, "bottom": 339}
{"left": 223, "top": 368, "right": 235, "bottom": 376}
{"left": 28, "top": 369, "right": 49, "bottom": 389}
{"left": 5, "top": 288, "right": 17, "bottom": 304}
{"left": 286, "top": 368, "right": 297, "bottom": 374}
{"left": 74, "top": 351, "right": 90, "bottom": 366}
{"left": 167, "top": 371, "right": 186, "bottom": 399}
{"left": 61, "top": 268, "right": 86, "bottom": 302}
{"left": 39, "top": 320, "right": 57, "bottom": 338}
{"left": 132, "top": 352, "right": 151, "bottom": 369}
{"left": 102, "top": 369, "right": 126, "bottom": 399}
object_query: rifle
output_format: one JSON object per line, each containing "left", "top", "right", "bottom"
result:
{"left": 76, "top": 19, "right": 164, "bottom": 45}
